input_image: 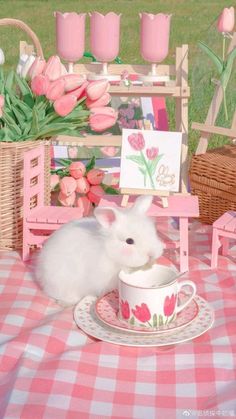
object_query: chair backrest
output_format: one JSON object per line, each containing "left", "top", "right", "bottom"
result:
{"left": 23, "top": 145, "right": 45, "bottom": 215}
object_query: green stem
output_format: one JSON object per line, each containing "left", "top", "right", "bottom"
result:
{"left": 140, "top": 151, "right": 155, "bottom": 189}
{"left": 222, "top": 35, "right": 226, "bottom": 63}
{"left": 223, "top": 89, "right": 228, "bottom": 121}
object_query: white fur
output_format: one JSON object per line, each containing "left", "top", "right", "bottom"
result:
{"left": 35, "top": 196, "right": 163, "bottom": 305}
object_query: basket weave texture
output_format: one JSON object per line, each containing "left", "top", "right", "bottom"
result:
{"left": 0, "top": 141, "right": 50, "bottom": 250}
{"left": 189, "top": 144, "right": 236, "bottom": 225}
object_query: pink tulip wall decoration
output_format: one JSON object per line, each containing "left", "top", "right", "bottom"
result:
{"left": 55, "top": 12, "right": 86, "bottom": 73}
{"left": 139, "top": 13, "right": 172, "bottom": 82}
{"left": 89, "top": 12, "right": 121, "bottom": 81}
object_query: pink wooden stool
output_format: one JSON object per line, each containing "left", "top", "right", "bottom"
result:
{"left": 22, "top": 145, "right": 83, "bottom": 261}
{"left": 211, "top": 211, "right": 236, "bottom": 269}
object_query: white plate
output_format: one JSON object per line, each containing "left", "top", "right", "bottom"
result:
{"left": 95, "top": 290, "right": 199, "bottom": 334}
{"left": 74, "top": 294, "right": 214, "bottom": 347}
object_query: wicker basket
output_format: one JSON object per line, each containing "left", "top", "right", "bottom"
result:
{"left": 0, "top": 141, "right": 51, "bottom": 250}
{"left": 189, "top": 144, "right": 236, "bottom": 225}
{"left": 0, "top": 19, "right": 49, "bottom": 250}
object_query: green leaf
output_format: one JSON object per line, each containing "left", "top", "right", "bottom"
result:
{"left": 159, "top": 314, "right": 164, "bottom": 327}
{"left": 126, "top": 155, "right": 144, "bottom": 165}
{"left": 149, "top": 154, "right": 164, "bottom": 175}
{"left": 30, "top": 107, "right": 39, "bottom": 135}
{"left": 138, "top": 166, "right": 146, "bottom": 176}
{"left": 86, "top": 156, "right": 96, "bottom": 172}
{"left": 198, "top": 41, "right": 223, "bottom": 75}
{"left": 101, "top": 184, "right": 119, "bottom": 195}
{"left": 3, "top": 110, "right": 22, "bottom": 136}
{"left": 15, "top": 73, "right": 34, "bottom": 108}
{"left": 153, "top": 314, "right": 157, "bottom": 328}
{"left": 129, "top": 316, "right": 135, "bottom": 325}
{"left": 220, "top": 47, "right": 236, "bottom": 91}
{"left": 5, "top": 70, "right": 15, "bottom": 91}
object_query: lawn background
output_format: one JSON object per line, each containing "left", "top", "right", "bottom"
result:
{"left": 0, "top": 0, "right": 235, "bottom": 154}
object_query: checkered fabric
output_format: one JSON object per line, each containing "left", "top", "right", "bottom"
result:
{"left": 0, "top": 219, "right": 236, "bottom": 419}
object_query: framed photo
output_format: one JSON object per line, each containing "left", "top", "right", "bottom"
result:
{"left": 119, "top": 129, "right": 182, "bottom": 192}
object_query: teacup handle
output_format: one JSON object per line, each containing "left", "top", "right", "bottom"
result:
{"left": 176, "top": 280, "right": 196, "bottom": 314}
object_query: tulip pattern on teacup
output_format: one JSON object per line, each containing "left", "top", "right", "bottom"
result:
{"left": 120, "top": 292, "right": 178, "bottom": 328}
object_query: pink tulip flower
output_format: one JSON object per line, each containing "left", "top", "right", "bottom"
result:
{"left": 50, "top": 174, "right": 60, "bottom": 191}
{"left": 76, "top": 177, "right": 90, "bottom": 194}
{"left": 86, "top": 80, "right": 110, "bottom": 101}
{"left": 87, "top": 185, "right": 105, "bottom": 204}
{"left": 46, "top": 79, "right": 65, "bottom": 101}
{"left": 86, "top": 92, "right": 111, "bottom": 109}
{"left": 128, "top": 132, "right": 145, "bottom": 151}
{"left": 87, "top": 168, "right": 105, "bottom": 185}
{"left": 58, "top": 191, "right": 76, "bottom": 207}
{"left": 59, "top": 74, "right": 85, "bottom": 92}
{"left": 0, "top": 94, "right": 4, "bottom": 117}
{"left": 217, "top": 7, "right": 235, "bottom": 33}
{"left": 31, "top": 74, "right": 50, "bottom": 96}
{"left": 146, "top": 147, "right": 159, "bottom": 160}
{"left": 69, "top": 161, "right": 86, "bottom": 179}
{"left": 59, "top": 176, "right": 77, "bottom": 196}
{"left": 43, "top": 55, "right": 62, "bottom": 81}
{"left": 89, "top": 106, "right": 117, "bottom": 132}
{"left": 77, "top": 196, "right": 92, "bottom": 216}
{"left": 68, "top": 81, "right": 89, "bottom": 100}
{"left": 54, "top": 94, "right": 77, "bottom": 116}
{"left": 28, "top": 57, "right": 46, "bottom": 79}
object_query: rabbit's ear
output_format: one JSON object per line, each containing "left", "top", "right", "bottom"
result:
{"left": 131, "top": 195, "right": 153, "bottom": 214}
{"left": 94, "top": 206, "right": 119, "bottom": 228}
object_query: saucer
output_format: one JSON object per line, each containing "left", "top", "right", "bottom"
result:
{"left": 74, "top": 294, "right": 214, "bottom": 347}
{"left": 95, "top": 290, "right": 199, "bottom": 334}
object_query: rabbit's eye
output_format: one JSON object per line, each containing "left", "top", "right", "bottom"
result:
{"left": 126, "top": 238, "right": 134, "bottom": 245}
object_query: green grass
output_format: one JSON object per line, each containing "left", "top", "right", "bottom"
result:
{"left": 0, "top": 0, "right": 235, "bottom": 153}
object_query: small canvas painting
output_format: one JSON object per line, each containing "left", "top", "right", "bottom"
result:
{"left": 119, "top": 129, "right": 182, "bottom": 192}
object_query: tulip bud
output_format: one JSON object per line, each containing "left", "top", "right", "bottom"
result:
{"left": 28, "top": 57, "right": 46, "bottom": 79}
{"left": 76, "top": 177, "right": 90, "bottom": 194}
{"left": 54, "top": 94, "right": 77, "bottom": 116}
{"left": 87, "top": 185, "right": 105, "bottom": 204}
{"left": 217, "top": 7, "right": 235, "bottom": 33}
{"left": 46, "top": 79, "right": 65, "bottom": 101}
{"left": 89, "top": 106, "right": 117, "bottom": 132}
{"left": 86, "top": 80, "right": 110, "bottom": 101}
{"left": 60, "top": 74, "right": 85, "bottom": 92}
{"left": 77, "top": 196, "right": 92, "bottom": 216}
{"left": 68, "top": 81, "right": 89, "bottom": 100}
{"left": 59, "top": 176, "right": 77, "bottom": 196}
{"left": 86, "top": 92, "right": 111, "bottom": 109}
{"left": 31, "top": 74, "right": 50, "bottom": 96}
{"left": 58, "top": 191, "right": 76, "bottom": 206}
{"left": 69, "top": 161, "right": 86, "bottom": 179}
{"left": 87, "top": 168, "right": 105, "bottom": 185}
{"left": 43, "top": 55, "right": 62, "bottom": 81}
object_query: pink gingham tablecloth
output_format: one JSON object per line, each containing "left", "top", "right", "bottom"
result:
{"left": 0, "top": 220, "right": 236, "bottom": 419}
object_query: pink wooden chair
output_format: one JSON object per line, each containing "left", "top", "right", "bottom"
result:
{"left": 22, "top": 145, "right": 82, "bottom": 261}
{"left": 211, "top": 211, "right": 236, "bottom": 269}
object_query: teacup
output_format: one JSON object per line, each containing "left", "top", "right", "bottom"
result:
{"left": 118, "top": 264, "right": 196, "bottom": 329}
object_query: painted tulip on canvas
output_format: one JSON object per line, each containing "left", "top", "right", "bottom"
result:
{"left": 119, "top": 129, "right": 182, "bottom": 192}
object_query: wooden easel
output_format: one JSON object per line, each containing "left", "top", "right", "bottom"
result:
{"left": 193, "top": 33, "right": 236, "bottom": 155}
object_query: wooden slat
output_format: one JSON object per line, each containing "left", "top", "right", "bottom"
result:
{"left": 109, "top": 85, "right": 189, "bottom": 97}
{"left": 52, "top": 135, "right": 122, "bottom": 147}
{"left": 192, "top": 122, "right": 236, "bottom": 138}
{"left": 73, "top": 63, "right": 176, "bottom": 77}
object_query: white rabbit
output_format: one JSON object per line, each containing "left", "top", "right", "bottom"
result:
{"left": 35, "top": 195, "right": 163, "bottom": 306}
